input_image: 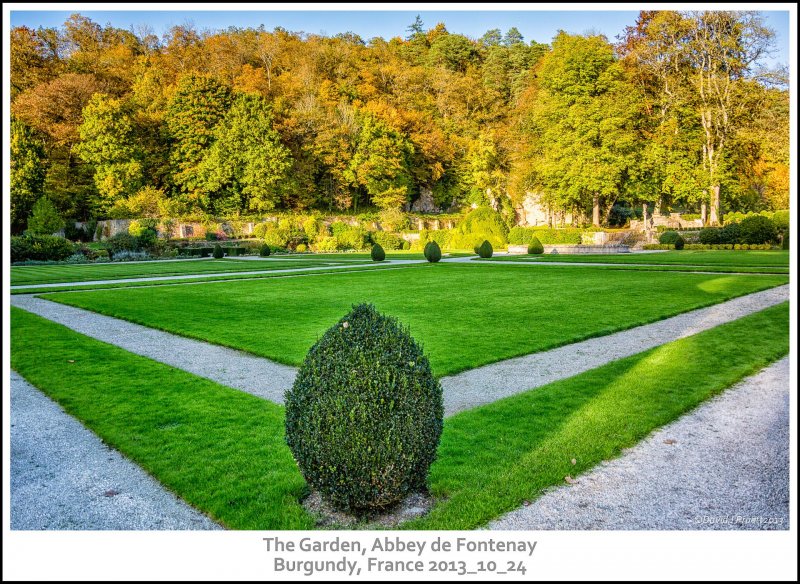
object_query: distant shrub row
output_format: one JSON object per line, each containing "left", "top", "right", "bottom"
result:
{"left": 644, "top": 242, "right": 775, "bottom": 251}
{"left": 508, "top": 226, "right": 584, "bottom": 245}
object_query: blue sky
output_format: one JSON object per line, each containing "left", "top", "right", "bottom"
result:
{"left": 9, "top": 8, "right": 790, "bottom": 67}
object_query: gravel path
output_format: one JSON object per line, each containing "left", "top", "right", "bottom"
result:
{"left": 11, "top": 285, "right": 789, "bottom": 416}
{"left": 11, "top": 294, "right": 297, "bottom": 403}
{"left": 10, "top": 371, "right": 222, "bottom": 530}
{"left": 489, "top": 357, "right": 790, "bottom": 530}
{"left": 10, "top": 259, "right": 420, "bottom": 290}
{"left": 441, "top": 284, "right": 788, "bottom": 415}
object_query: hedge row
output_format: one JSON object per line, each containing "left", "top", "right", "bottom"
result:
{"left": 508, "top": 226, "right": 584, "bottom": 245}
{"left": 643, "top": 243, "right": 775, "bottom": 251}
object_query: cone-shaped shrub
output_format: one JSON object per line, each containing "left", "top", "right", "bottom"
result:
{"left": 259, "top": 244, "right": 271, "bottom": 257}
{"left": 674, "top": 234, "right": 685, "bottom": 250}
{"left": 371, "top": 243, "right": 385, "bottom": 262}
{"left": 424, "top": 240, "right": 442, "bottom": 263}
{"left": 527, "top": 237, "right": 544, "bottom": 254}
{"left": 212, "top": 243, "right": 224, "bottom": 258}
{"left": 478, "top": 240, "right": 493, "bottom": 258}
{"left": 285, "top": 303, "right": 443, "bottom": 513}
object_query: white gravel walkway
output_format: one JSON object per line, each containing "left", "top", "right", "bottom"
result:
{"left": 10, "top": 371, "right": 222, "bottom": 530}
{"left": 440, "top": 284, "right": 789, "bottom": 415}
{"left": 11, "top": 284, "right": 789, "bottom": 415}
{"left": 489, "top": 357, "right": 790, "bottom": 530}
{"left": 10, "top": 294, "right": 296, "bottom": 403}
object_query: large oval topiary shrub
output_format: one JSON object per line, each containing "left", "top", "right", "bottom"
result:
{"left": 259, "top": 243, "right": 271, "bottom": 257}
{"left": 477, "top": 240, "right": 493, "bottom": 258}
{"left": 527, "top": 237, "right": 544, "bottom": 254}
{"left": 673, "top": 234, "right": 685, "bottom": 250}
{"left": 212, "top": 243, "right": 224, "bottom": 258}
{"left": 424, "top": 240, "right": 442, "bottom": 263}
{"left": 285, "top": 303, "right": 444, "bottom": 513}
{"left": 371, "top": 243, "right": 385, "bottom": 262}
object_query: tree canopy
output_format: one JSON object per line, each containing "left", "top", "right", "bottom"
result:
{"left": 8, "top": 12, "right": 788, "bottom": 232}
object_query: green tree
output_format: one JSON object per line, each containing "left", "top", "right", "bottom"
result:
{"left": 197, "top": 93, "right": 292, "bottom": 214}
{"left": 10, "top": 119, "right": 47, "bottom": 233}
{"left": 165, "top": 74, "right": 232, "bottom": 208}
{"left": 75, "top": 93, "right": 143, "bottom": 212}
{"left": 345, "top": 113, "right": 415, "bottom": 211}
{"left": 27, "top": 196, "right": 64, "bottom": 235}
{"left": 524, "top": 32, "right": 640, "bottom": 226}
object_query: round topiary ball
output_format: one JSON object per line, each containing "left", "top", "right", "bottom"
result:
{"left": 285, "top": 303, "right": 443, "bottom": 513}
{"left": 424, "top": 240, "right": 442, "bottom": 263}
{"left": 673, "top": 234, "right": 685, "bottom": 250}
{"left": 371, "top": 243, "right": 386, "bottom": 262}
{"left": 478, "top": 240, "right": 493, "bottom": 258}
{"left": 212, "top": 243, "right": 224, "bottom": 259}
{"left": 259, "top": 244, "right": 271, "bottom": 257}
{"left": 527, "top": 237, "right": 544, "bottom": 254}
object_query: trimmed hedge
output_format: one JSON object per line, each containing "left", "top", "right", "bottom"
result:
{"left": 424, "top": 241, "right": 442, "bottom": 263}
{"left": 508, "top": 226, "right": 583, "bottom": 245}
{"left": 371, "top": 231, "right": 404, "bottom": 251}
{"left": 658, "top": 231, "right": 681, "bottom": 245}
{"left": 449, "top": 206, "right": 508, "bottom": 250}
{"left": 371, "top": 243, "right": 386, "bottom": 262}
{"left": 527, "top": 237, "right": 544, "bottom": 254}
{"left": 11, "top": 235, "right": 75, "bottom": 263}
{"left": 477, "top": 240, "right": 493, "bottom": 258}
{"left": 738, "top": 215, "right": 777, "bottom": 245}
{"left": 285, "top": 303, "right": 443, "bottom": 513}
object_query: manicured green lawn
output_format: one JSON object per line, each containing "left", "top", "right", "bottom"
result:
{"left": 10, "top": 257, "right": 369, "bottom": 286}
{"left": 46, "top": 263, "right": 787, "bottom": 376}
{"left": 489, "top": 250, "right": 789, "bottom": 269}
{"left": 10, "top": 263, "right": 405, "bottom": 294}
{"left": 11, "top": 307, "right": 313, "bottom": 530}
{"left": 407, "top": 301, "right": 790, "bottom": 529}
{"left": 11, "top": 302, "right": 789, "bottom": 530}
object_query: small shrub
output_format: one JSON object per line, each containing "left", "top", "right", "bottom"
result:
{"left": 738, "top": 215, "right": 777, "bottom": 245}
{"left": 296, "top": 243, "right": 308, "bottom": 253}
{"left": 527, "top": 237, "right": 544, "bottom": 254}
{"left": 213, "top": 243, "right": 224, "bottom": 259}
{"left": 371, "top": 243, "right": 386, "bottom": 262}
{"left": 105, "top": 233, "right": 140, "bottom": 254}
{"left": 260, "top": 244, "right": 272, "bottom": 257}
{"left": 27, "top": 197, "right": 64, "bottom": 235}
{"left": 285, "top": 303, "right": 443, "bottom": 513}
{"left": 658, "top": 231, "right": 681, "bottom": 245}
{"left": 424, "top": 241, "right": 442, "bottom": 263}
{"left": 477, "top": 240, "right": 493, "bottom": 258}
{"left": 673, "top": 234, "right": 685, "bottom": 250}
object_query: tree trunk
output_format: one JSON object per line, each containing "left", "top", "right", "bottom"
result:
{"left": 592, "top": 194, "right": 600, "bottom": 227}
{"left": 654, "top": 197, "right": 662, "bottom": 216}
{"left": 700, "top": 200, "right": 707, "bottom": 225}
{"left": 710, "top": 184, "right": 721, "bottom": 226}
{"left": 642, "top": 202, "right": 649, "bottom": 231}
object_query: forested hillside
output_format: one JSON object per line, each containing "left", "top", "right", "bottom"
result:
{"left": 10, "top": 11, "right": 789, "bottom": 233}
